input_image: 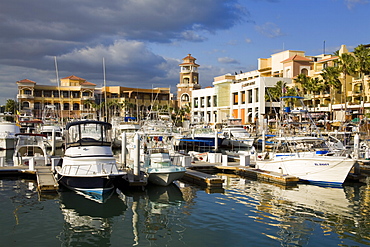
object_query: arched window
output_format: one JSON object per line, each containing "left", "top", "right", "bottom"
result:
{"left": 301, "top": 68, "right": 308, "bottom": 75}
{"left": 286, "top": 69, "right": 291, "bottom": 78}
{"left": 181, "top": 94, "right": 190, "bottom": 102}
{"left": 63, "top": 103, "right": 70, "bottom": 110}
{"left": 183, "top": 78, "right": 189, "bottom": 84}
{"left": 73, "top": 103, "right": 80, "bottom": 110}
{"left": 22, "top": 101, "right": 30, "bottom": 109}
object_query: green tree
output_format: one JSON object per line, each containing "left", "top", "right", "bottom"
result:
{"left": 5, "top": 99, "right": 17, "bottom": 122}
{"left": 321, "top": 66, "right": 341, "bottom": 109}
{"left": 353, "top": 44, "right": 370, "bottom": 113}
{"left": 337, "top": 52, "right": 356, "bottom": 114}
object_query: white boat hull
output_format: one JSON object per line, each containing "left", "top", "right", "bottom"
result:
{"left": 256, "top": 156, "right": 355, "bottom": 186}
{"left": 147, "top": 169, "right": 186, "bottom": 186}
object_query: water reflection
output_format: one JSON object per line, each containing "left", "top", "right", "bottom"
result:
{"left": 117, "top": 182, "right": 188, "bottom": 246}
{"left": 219, "top": 173, "right": 370, "bottom": 246}
{"left": 58, "top": 189, "right": 127, "bottom": 246}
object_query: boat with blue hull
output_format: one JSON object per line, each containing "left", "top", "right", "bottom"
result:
{"left": 56, "top": 120, "right": 126, "bottom": 195}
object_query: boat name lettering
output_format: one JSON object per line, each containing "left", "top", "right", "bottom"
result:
{"left": 314, "top": 163, "right": 329, "bottom": 166}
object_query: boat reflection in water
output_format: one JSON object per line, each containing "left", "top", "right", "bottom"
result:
{"left": 58, "top": 189, "right": 128, "bottom": 246}
{"left": 220, "top": 174, "right": 367, "bottom": 246}
{"left": 118, "top": 182, "right": 186, "bottom": 245}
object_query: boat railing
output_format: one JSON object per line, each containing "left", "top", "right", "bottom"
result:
{"left": 63, "top": 162, "right": 118, "bottom": 175}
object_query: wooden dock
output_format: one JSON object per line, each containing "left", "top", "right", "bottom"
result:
{"left": 0, "top": 166, "right": 59, "bottom": 192}
{"left": 183, "top": 169, "right": 224, "bottom": 188}
{"left": 188, "top": 160, "right": 299, "bottom": 186}
{"left": 215, "top": 165, "right": 299, "bottom": 185}
{"left": 35, "top": 167, "right": 59, "bottom": 192}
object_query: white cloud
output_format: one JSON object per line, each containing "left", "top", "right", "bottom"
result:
{"left": 218, "top": 57, "right": 240, "bottom": 64}
{"left": 255, "top": 22, "right": 284, "bottom": 38}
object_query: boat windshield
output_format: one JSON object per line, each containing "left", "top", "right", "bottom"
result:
{"left": 66, "top": 121, "right": 112, "bottom": 147}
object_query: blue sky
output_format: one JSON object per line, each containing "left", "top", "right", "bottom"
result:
{"left": 0, "top": 0, "right": 369, "bottom": 105}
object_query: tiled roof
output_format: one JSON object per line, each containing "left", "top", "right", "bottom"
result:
{"left": 316, "top": 56, "right": 339, "bottom": 63}
{"left": 62, "top": 75, "right": 85, "bottom": 80}
{"left": 281, "top": 55, "right": 312, "bottom": 63}
{"left": 17, "top": 79, "right": 36, "bottom": 84}
{"left": 81, "top": 81, "right": 96, "bottom": 86}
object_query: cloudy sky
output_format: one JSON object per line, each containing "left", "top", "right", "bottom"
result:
{"left": 0, "top": 0, "right": 369, "bottom": 104}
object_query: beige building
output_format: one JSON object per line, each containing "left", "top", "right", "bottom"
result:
{"left": 17, "top": 75, "right": 174, "bottom": 120}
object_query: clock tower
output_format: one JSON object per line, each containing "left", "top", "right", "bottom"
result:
{"left": 177, "top": 54, "right": 201, "bottom": 108}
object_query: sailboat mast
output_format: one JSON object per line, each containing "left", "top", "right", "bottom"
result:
{"left": 103, "top": 57, "right": 108, "bottom": 121}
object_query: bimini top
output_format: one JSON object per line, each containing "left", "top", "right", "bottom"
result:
{"left": 66, "top": 120, "right": 112, "bottom": 130}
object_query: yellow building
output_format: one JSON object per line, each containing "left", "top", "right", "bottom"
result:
{"left": 17, "top": 75, "right": 174, "bottom": 120}
{"left": 17, "top": 75, "right": 96, "bottom": 119}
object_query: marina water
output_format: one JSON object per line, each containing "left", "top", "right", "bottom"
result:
{"left": 1, "top": 149, "right": 370, "bottom": 246}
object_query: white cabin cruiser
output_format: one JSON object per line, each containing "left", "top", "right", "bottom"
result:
{"left": 143, "top": 148, "right": 186, "bottom": 186}
{"left": 56, "top": 120, "right": 126, "bottom": 195}
{"left": 13, "top": 133, "right": 50, "bottom": 166}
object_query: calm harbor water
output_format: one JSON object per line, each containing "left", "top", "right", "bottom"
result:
{"left": 1, "top": 149, "right": 370, "bottom": 246}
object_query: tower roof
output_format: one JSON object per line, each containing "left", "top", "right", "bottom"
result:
{"left": 17, "top": 79, "right": 36, "bottom": 84}
{"left": 179, "top": 54, "right": 199, "bottom": 66}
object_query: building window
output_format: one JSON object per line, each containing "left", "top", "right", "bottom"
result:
{"left": 73, "top": 103, "right": 79, "bottom": 110}
{"left": 82, "top": 91, "right": 90, "bottom": 97}
{"left": 24, "top": 89, "right": 32, "bottom": 95}
{"left": 301, "top": 68, "right": 308, "bottom": 75}
{"left": 255, "top": 88, "right": 259, "bottom": 103}
{"left": 44, "top": 91, "right": 52, "bottom": 97}
{"left": 62, "top": 91, "right": 70, "bottom": 98}
{"left": 53, "top": 91, "right": 59, "bottom": 97}
{"left": 55, "top": 103, "right": 60, "bottom": 110}
{"left": 181, "top": 94, "right": 190, "bottom": 102}
{"left": 213, "top": 96, "right": 217, "bottom": 107}
{"left": 248, "top": 90, "right": 252, "bottom": 103}
{"left": 72, "top": 92, "right": 80, "bottom": 98}
{"left": 207, "top": 96, "right": 211, "bottom": 107}
{"left": 241, "top": 91, "right": 246, "bottom": 104}
{"left": 233, "top": 93, "right": 238, "bottom": 105}
{"left": 63, "top": 103, "right": 70, "bottom": 110}
{"left": 34, "top": 91, "right": 42, "bottom": 97}
{"left": 33, "top": 102, "right": 40, "bottom": 110}
{"left": 200, "top": 97, "right": 205, "bottom": 107}
{"left": 194, "top": 98, "right": 199, "bottom": 108}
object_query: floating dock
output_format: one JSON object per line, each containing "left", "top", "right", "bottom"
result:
{"left": 188, "top": 160, "right": 299, "bottom": 186}
{"left": 183, "top": 169, "right": 224, "bottom": 188}
{"left": 0, "top": 166, "right": 59, "bottom": 192}
{"left": 35, "top": 167, "right": 59, "bottom": 192}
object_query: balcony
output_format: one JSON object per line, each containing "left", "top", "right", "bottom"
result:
{"left": 82, "top": 96, "right": 95, "bottom": 101}
{"left": 17, "top": 94, "right": 34, "bottom": 99}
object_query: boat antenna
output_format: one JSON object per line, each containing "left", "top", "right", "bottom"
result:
{"left": 54, "top": 56, "right": 63, "bottom": 126}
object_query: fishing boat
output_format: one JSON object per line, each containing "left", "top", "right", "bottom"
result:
{"left": 255, "top": 133, "right": 355, "bottom": 187}
{"left": 55, "top": 120, "right": 126, "bottom": 195}
{"left": 221, "top": 118, "right": 255, "bottom": 148}
{"left": 126, "top": 111, "right": 186, "bottom": 186}
{"left": 255, "top": 96, "right": 356, "bottom": 186}
{"left": 142, "top": 148, "right": 186, "bottom": 186}
{"left": 13, "top": 133, "right": 50, "bottom": 166}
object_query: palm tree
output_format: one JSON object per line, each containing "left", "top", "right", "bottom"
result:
{"left": 321, "top": 66, "right": 341, "bottom": 116}
{"left": 5, "top": 99, "right": 18, "bottom": 122}
{"left": 337, "top": 52, "right": 356, "bottom": 117}
{"left": 353, "top": 44, "right": 370, "bottom": 114}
